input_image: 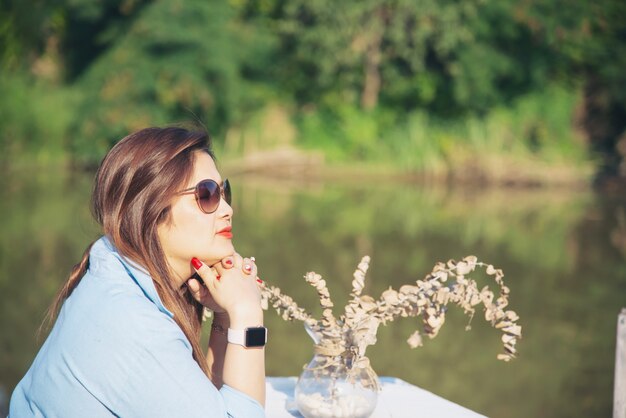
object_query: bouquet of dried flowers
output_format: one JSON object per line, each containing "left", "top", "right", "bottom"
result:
{"left": 260, "top": 255, "right": 521, "bottom": 372}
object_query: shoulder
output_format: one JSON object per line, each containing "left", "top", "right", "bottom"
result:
{"left": 56, "top": 237, "right": 192, "bottom": 366}
{"left": 47, "top": 238, "right": 191, "bottom": 371}
{"left": 63, "top": 267, "right": 189, "bottom": 353}
{"left": 51, "top": 270, "right": 213, "bottom": 414}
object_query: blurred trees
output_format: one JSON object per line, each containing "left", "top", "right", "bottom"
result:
{"left": 67, "top": 0, "right": 272, "bottom": 162}
{"left": 235, "top": 0, "right": 555, "bottom": 115}
{"left": 511, "top": 0, "right": 626, "bottom": 178}
{"left": 0, "top": 0, "right": 624, "bottom": 177}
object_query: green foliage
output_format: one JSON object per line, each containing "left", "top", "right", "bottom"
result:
{"left": 297, "top": 85, "right": 591, "bottom": 180}
{"left": 512, "top": 0, "right": 626, "bottom": 175}
{"left": 0, "top": 0, "right": 65, "bottom": 72}
{"left": 0, "top": 74, "right": 76, "bottom": 165}
{"left": 235, "top": 0, "right": 557, "bottom": 115}
{"left": 66, "top": 0, "right": 276, "bottom": 164}
{"left": 296, "top": 105, "right": 383, "bottom": 161}
{"left": 60, "top": 0, "right": 153, "bottom": 80}
{"left": 0, "top": 0, "right": 623, "bottom": 176}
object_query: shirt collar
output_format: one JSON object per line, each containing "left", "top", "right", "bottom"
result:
{"left": 90, "top": 236, "right": 174, "bottom": 318}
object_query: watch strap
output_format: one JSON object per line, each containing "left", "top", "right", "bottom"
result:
{"left": 227, "top": 326, "right": 267, "bottom": 347}
{"left": 227, "top": 328, "right": 246, "bottom": 345}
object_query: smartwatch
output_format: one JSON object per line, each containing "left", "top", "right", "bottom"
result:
{"left": 228, "top": 326, "right": 268, "bottom": 348}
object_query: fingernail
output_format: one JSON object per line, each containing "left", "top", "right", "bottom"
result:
{"left": 216, "top": 274, "right": 221, "bottom": 281}
{"left": 191, "top": 258, "right": 203, "bottom": 270}
{"left": 256, "top": 278, "right": 263, "bottom": 284}
{"left": 244, "top": 264, "right": 252, "bottom": 272}
{"left": 225, "top": 259, "right": 233, "bottom": 266}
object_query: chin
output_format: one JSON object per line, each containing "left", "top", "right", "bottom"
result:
{"left": 201, "top": 243, "right": 235, "bottom": 263}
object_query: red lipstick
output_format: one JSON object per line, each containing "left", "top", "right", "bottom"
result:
{"left": 217, "top": 226, "right": 233, "bottom": 239}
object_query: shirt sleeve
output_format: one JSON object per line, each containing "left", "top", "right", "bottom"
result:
{"left": 220, "top": 385, "right": 265, "bottom": 418}
{"left": 65, "top": 290, "right": 265, "bottom": 418}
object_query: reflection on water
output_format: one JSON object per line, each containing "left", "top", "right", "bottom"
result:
{"left": 0, "top": 168, "right": 624, "bottom": 417}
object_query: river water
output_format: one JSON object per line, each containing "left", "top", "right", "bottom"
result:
{"left": 0, "top": 168, "right": 624, "bottom": 417}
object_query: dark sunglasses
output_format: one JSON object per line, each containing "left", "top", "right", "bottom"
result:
{"left": 177, "top": 179, "right": 231, "bottom": 214}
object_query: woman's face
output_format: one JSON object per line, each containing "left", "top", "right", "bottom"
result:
{"left": 158, "top": 151, "right": 234, "bottom": 283}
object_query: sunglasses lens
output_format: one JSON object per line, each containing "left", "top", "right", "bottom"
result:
{"left": 196, "top": 180, "right": 220, "bottom": 213}
{"left": 223, "top": 179, "right": 232, "bottom": 206}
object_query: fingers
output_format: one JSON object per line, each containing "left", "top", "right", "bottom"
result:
{"left": 220, "top": 256, "right": 235, "bottom": 269}
{"left": 187, "top": 277, "right": 208, "bottom": 303}
{"left": 214, "top": 253, "right": 250, "bottom": 278}
{"left": 242, "top": 257, "right": 257, "bottom": 277}
{"left": 242, "top": 257, "right": 264, "bottom": 286}
{"left": 214, "top": 253, "right": 242, "bottom": 276}
{"left": 191, "top": 257, "right": 220, "bottom": 289}
{"left": 207, "top": 253, "right": 260, "bottom": 283}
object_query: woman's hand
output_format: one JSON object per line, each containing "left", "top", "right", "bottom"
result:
{"left": 188, "top": 253, "right": 262, "bottom": 323}
{"left": 186, "top": 262, "right": 226, "bottom": 314}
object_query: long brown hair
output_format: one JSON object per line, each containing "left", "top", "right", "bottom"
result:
{"left": 46, "top": 127, "right": 213, "bottom": 377}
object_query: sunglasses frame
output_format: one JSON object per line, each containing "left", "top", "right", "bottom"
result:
{"left": 177, "top": 178, "right": 231, "bottom": 214}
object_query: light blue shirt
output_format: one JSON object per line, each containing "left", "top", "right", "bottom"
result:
{"left": 9, "top": 237, "right": 265, "bottom": 418}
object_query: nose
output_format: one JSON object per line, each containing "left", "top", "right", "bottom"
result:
{"left": 218, "top": 197, "right": 233, "bottom": 219}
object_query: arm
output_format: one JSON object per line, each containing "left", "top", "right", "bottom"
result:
{"left": 191, "top": 254, "right": 266, "bottom": 406}
{"left": 222, "top": 307, "right": 266, "bottom": 407}
{"left": 206, "top": 312, "right": 229, "bottom": 388}
{"left": 64, "top": 291, "right": 264, "bottom": 418}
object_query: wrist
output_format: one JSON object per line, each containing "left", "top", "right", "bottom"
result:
{"left": 210, "top": 322, "right": 228, "bottom": 337}
{"left": 228, "top": 307, "right": 263, "bottom": 329}
{"left": 213, "top": 311, "right": 230, "bottom": 326}
{"left": 210, "top": 312, "right": 230, "bottom": 337}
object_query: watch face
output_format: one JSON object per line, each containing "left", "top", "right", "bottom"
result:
{"left": 245, "top": 327, "right": 267, "bottom": 347}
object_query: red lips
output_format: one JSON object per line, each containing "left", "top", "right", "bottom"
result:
{"left": 216, "top": 226, "right": 233, "bottom": 239}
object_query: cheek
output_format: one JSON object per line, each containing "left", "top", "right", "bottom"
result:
{"left": 163, "top": 209, "right": 233, "bottom": 263}
{"left": 185, "top": 229, "right": 234, "bottom": 264}
{"left": 176, "top": 216, "right": 214, "bottom": 252}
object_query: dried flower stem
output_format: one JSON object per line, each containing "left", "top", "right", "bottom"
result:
{"left": 260, "top": 255, "right": 522, "bottom": 368}
{"left": 259, "top": 283, "right": 315, "bottom": 326}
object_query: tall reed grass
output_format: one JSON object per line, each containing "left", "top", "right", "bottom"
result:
{"left": 1, "top": 75, "right": 593, "bottom": 185}
{"left": 296, "top": 85, "right": 593, "bottom": 184}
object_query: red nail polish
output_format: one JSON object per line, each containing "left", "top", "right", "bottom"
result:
{"left": 225, "top": 259, "right": 233, "bottom": 266}
{"left": 256, "top": 278, "right": 263, "bottom": 284}
{"left": 191, "top": 258, "right": 203, "bottom": 270}
{"left": 216, "top": 274, "right": 221, "bottom": 281}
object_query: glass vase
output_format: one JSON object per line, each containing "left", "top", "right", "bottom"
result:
{"left": 294, "top": 352, "right": 379, "bottom": 418}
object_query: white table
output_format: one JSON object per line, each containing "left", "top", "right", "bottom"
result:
{"left": 266, "top": 376, "right": 487, "bottom": 417}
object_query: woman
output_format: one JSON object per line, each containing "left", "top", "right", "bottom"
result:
{"left": 9, "top": 127, "right": 266, "bottom": 417}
